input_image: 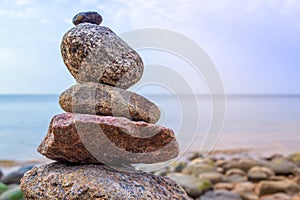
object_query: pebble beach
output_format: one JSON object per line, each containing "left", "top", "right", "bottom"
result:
{"left": 1, "top": 148, "right": 300, "bottom": 199}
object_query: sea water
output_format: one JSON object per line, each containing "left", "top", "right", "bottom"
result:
{"left": 0, "top": 95, "right": 61, "bottom": 160}
{"left": 0, "top": 95, "right": 299, "bottom": 161}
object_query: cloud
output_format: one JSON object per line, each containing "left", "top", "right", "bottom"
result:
{"left": 0, "top": 2, "right": 35, "bottom": 19}
{"left": 0, "top": 0, "right": 299, "bottom": 94}
{"left": 0, "top": 48, "right": 21, "bottom": 68}
{"left": 15, "top": 0, "right": 31, "bottom": 6}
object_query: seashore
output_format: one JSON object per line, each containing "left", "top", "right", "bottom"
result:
{"left": 1, "top": 148, "right": 300, "bottom": 199}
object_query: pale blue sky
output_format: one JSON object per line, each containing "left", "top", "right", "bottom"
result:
{"left": 0, "top": 0, "right": 299, "bottom": 94}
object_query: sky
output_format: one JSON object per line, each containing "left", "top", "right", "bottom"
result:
{"left": 0, "top": 0, "right": 299, "bottom": 95}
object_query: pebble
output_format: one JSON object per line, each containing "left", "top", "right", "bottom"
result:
{"left": 198, "top": 172, "right": 224, "bottom": 184}
{"left": 200, "top": 190, "right": 242, "bottom": 200}
{"left": 247, "top": 166, "right": 274, "bottom": 181}
{"left": 255, "top": 180, "right": 300, "bottom": 196}
{"left": 72, "top": 11, "right": 103, "bottom": 25}
{"left": 167, "top": 161, "right": 187, "bottom": 173}
{"left": 224, "top": 168, "right": 248, "bottom": 183}
{"left": 152, "top": 161, "right": 187, "bottom": 176}
{"left": 233, "top": 182, "right": 258, "bottom": 200}
{"left": 167, "top": 173, "right": 212, "bottom": 198}
{"left": 288, "top": 152, "right": 300, "bottom": 167}
{"left": 0, "top": 183, "right": 8, "bottom": 194}
{"left": 224, "top": 158, "right": 260, "bottom": 172}
{"left": 182, "top": 159, "right": 215, "bottom": 176}
{"left": 234, "top": 182, "right": 255, "bottom": 191}
{"left": 1, "top": 165, "right": 34, "bottom": 184}
{"left": 225, "top": 168, "right": 246, "bottom": 176}
{"left": 238, "top": 192, "right": 259, "bottom": 200}
{"left": 269, "top": 157, "right": 297, "bottom": 175}
{"left": 0, "top": 186, "right": 23, "bottom": 200}
{"left": 260, "top": 192, "right": 292, "bottom": 200}
{"left": 214, "top": 182, "right": 234, "bottom": 190}
{"left": 225, "top": 173, "right": 248, "bottom": 183}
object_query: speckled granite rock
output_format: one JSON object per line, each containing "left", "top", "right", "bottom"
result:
{"left": 72, "top": 11, "right": 103, "bottom": 25}
{"left": 20, "top": 163, "right": 189, "bottom": 200}
{"left": 59, "top": 82, "right": 160, "bottom": 123}
{"left": 61, "top": 23, "right": 143, "bottom": 89}
{"left": 38, "top": 113, "right": 179, "bottom": 164}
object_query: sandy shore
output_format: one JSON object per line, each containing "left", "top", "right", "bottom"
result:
{"left": 0, "top": 158, "right": 50, "bottom": 174}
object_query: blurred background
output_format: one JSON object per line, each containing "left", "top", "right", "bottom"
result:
{"left": 0, "top": 0, "right": 299, "bottom": 161}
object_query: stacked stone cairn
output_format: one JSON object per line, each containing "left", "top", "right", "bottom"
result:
{"left": 20, "top": 11, "right": 189, "bottom": 199}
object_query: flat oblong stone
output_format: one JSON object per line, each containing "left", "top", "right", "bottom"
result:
{"left": 59, "top": 82, "right": 160, "bottom": 124}
{"left": 37, "top": 113, "right": 179, "bottom": 165}
{"left": 61, "top": 23, "right": 143, "bottom": 89}
{"left": 20, "top": 163, "right": 189, "bottom": 199}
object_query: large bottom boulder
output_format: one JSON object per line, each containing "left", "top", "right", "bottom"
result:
{"left": 20, "top": 163, "right": 189, "bottom": 199}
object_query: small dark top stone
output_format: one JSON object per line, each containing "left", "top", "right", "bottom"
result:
{"left": 72, "top": 11, "right": 103, "bottom": 25}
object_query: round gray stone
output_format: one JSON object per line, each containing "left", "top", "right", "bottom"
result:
{"left": 201, "top": 190, "right": 242, "bottom": 200}
{"left": 61, "top": 23, "right": 144, "bottom": 89}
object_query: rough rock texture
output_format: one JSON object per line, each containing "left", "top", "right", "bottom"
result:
{"left": 59, "top": 83, "right": 160, "bottom": 123}
{"left": 72, "top": 11, "right": 103, "bottom": 25}
{"left": 38, "top": 113, "right": 179, "bottom": 164}
{"left": 61, "top": 23, "right": 143, "bottom": 89}
{"left": 20, "top": 163, "right": 189, "bottom": 200}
